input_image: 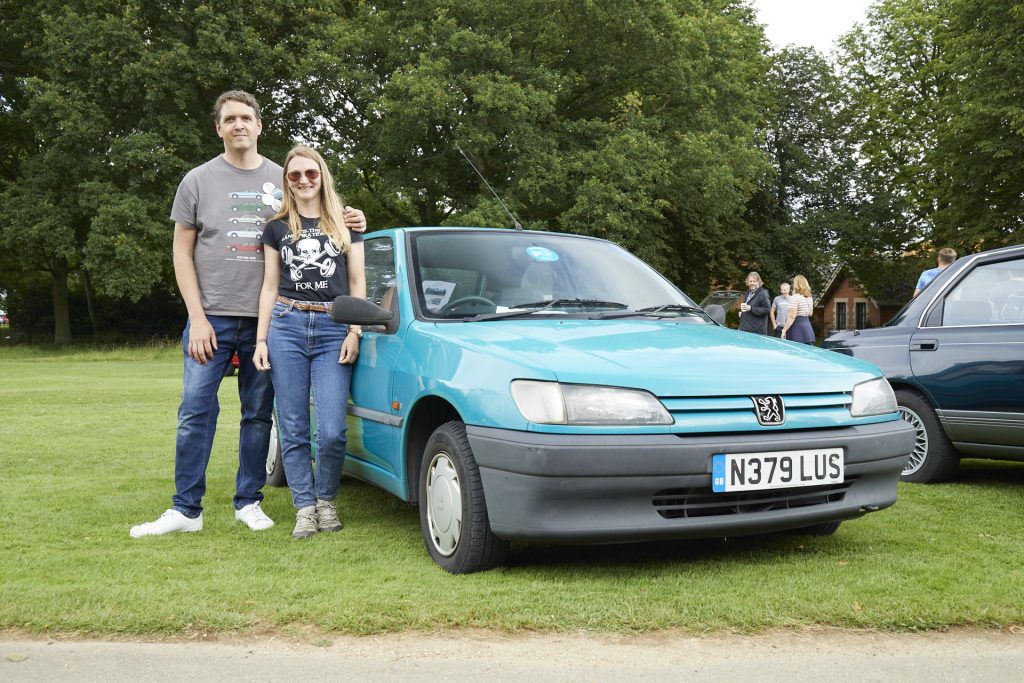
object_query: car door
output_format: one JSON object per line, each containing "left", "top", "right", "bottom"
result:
{"left": 344, "top": 236, "right": 407, "bottom": 492}
{"left": 909, "top": 255, "right": 1024, "bottom": 451}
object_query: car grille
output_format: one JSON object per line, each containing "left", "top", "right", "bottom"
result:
{"left": 651, "top": 477, "right": 858, "bottom": 519}
{"left": 660, "top": 392, "right": 852, "bottom": 433}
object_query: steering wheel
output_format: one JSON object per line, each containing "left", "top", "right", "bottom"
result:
{"left": 440, "top": 296, "right": 496, "bottom": 314}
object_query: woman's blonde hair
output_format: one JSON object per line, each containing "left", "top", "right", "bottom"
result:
{"left": 272, "top": 145, "right": 351, "bottom": 252}
{"left": 792, "top": 274, "right": 812, "bottom": 297}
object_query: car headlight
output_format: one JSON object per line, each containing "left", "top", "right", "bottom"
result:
{"left": 510, "top": 380, "right": 673, "bottom": 425}
{"left": 849, "top": 377, "right": 897, "bottom": 417}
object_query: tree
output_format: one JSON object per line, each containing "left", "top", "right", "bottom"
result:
{"left": 0, "top": 0, "right": 346, "bottom": 344}
{"left": 932, "top": 0, "right": 1024, "bottom": 249}
{"left": 299, "top": 0, "right": 770, "bottom": 293}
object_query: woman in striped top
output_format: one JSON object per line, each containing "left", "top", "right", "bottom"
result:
{"left": 781, "top": 274, "right": 816, "bottom": 344}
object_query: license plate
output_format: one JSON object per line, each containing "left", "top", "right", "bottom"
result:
{"left": 712, "top": 448, "right": 844, "bottom": 493}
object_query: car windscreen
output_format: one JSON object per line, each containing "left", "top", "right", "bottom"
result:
{"left": 410, "top": 231, "right": 697, "bottom": 319}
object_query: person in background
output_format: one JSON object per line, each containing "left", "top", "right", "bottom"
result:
{"left": 914, "top": 247, "right": 957, "bottom": 297}
{"left": 781, "top": 275, "right": 816, "bottom": 344}
{"left": 254, "top": 145, "right": 366, "bottom": 539}
{"left": 130, "top": 91, "right": 366, "bottom": 539}
{"left": 738, "top": 271, "right": 771, "bottom": 335}
{"left": 769, "top": 282, "right": 791, "bottom": 337}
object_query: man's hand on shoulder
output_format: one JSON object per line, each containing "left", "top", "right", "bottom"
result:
{"left": 344, "top": 206, "right": 368, "bottom": 233}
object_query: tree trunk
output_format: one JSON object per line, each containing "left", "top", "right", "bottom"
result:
{"left": 51, "top": 258, "right": 72, "bottom": 346}
{"left": 80, "top": 268, "right": 99, "bottom": 339}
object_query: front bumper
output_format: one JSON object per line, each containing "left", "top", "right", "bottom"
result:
{"left": 468, "top": 420, "right": 914, "bottom": 542}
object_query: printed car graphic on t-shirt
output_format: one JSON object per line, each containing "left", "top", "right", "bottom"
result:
{"left": 227, "top": 227, "right": 263, "bottom": 239}
{"left": 226, "top": 243, "right": 263, "bottom": 253}
{"left": 230, "top": 215, "right": 263, "bottom": 226}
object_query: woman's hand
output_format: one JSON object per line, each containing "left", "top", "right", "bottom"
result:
{"left": 339, "top": 332, "right": 360, "bottom": 365}
{"left": 254, "top": 340, "right": 271, "bottom": 371}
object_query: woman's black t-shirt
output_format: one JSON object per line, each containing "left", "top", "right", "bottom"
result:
{"left": 260, "top": 216, "right": 363, "bottom": 302}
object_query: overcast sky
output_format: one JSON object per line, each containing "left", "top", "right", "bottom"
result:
{"left": 751, "top": 0, "right": 874, "bottom": 54}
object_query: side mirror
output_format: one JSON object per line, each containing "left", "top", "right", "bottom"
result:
{"left": 331, "top": 296, "right": 395, "bottom": 327}
{"left": 703, "top": 304, "right": 726, "bottom": 325}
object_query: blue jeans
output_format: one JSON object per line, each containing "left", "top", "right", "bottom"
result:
{"left": 267, "top": 302, "right": 352, "bottom": 509}
{"left": 173, "top": 316, "right": 275, "bottom": 518}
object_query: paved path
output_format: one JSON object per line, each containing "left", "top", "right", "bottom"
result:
{"left": 4, "top": 629, "right": 1024, "bottom": 682}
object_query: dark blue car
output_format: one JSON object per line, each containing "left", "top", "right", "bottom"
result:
{"left": 823, "top": 244, "right": 1024, "bottom": 482}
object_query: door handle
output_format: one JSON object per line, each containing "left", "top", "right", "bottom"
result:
{"left": 910, "top": 339, "right": 938, "bottom": 351}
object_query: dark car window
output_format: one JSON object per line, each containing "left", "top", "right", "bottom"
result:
{"left": 942, "top": 257, "right": 1024, "bottom": 326}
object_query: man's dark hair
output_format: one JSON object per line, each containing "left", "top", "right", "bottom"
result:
{"left": 213, "top": 90, "right": 262, "bottom": 123}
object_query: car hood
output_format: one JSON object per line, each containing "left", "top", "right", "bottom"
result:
{"left": 427, "top": 319, "right": 881, "bottom": 396}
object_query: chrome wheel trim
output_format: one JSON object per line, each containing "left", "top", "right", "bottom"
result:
{"left": 266, "top": 415, "right": 280, "bottom": 476}
{"left": 898, "top": 405, "right": 928, "bottom": 475}
{"left": 426, "top": 451, "right": 462, "bottom": 557}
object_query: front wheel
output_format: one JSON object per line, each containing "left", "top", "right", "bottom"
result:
{"left": 266, "top": 412, "right": 286, "bottom": 487}
{"left": 418, "top": 421, "right": 508, "bottom": 573}
{"left": 896, "top": 389, "right": 958, "bottom": 483}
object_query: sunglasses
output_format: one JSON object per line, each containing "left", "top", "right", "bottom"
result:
{"left": 286, "top": 169, "right": 321, "bottom": 183}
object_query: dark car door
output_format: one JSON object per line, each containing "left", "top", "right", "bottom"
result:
{"left": 909, "top": 255, "right": 1024, "bottom": 452}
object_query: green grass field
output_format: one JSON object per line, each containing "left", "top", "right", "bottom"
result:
{"left": 1, "top": 347, "right": 1022, "bottom": 637}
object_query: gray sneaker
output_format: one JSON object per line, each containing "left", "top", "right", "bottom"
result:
{"left": 292, "top": 506, "right": 318, "bottom": 539}
{"left": 315, "top": 499, "right": 343, "bottom": 532}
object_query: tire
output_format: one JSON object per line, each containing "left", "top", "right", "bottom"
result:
{"left": 791, "top": 521, "right": 841, "bottom": 537}
{"left": 418, "top": 421, "right": 509, "bottom": 574}
{"left": 265, "top": 412, "right": 287, "bottom": 487}
{"left": 895, "top": 389, "right": 959, "bottom": 483}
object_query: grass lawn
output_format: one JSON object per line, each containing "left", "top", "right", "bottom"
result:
{"left": 1, "top": 346, "right": 1022, "bottom": 637}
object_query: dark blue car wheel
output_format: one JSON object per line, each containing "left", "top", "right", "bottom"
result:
{"left": 896, "top": 389, "right": 959, "bottom": 483}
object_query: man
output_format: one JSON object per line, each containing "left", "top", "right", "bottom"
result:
{"left": 131, "top": 90, "right": 366, "bottom": 537}
{"left": 914, "top": 247, "right": 957, "bottom": 297}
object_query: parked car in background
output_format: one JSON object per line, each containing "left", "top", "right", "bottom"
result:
{"left": 823, "top": 244, "right": 1024, "bottom": 482}
{"left": 269, "top": 227, "right": 914, "bottom": 573}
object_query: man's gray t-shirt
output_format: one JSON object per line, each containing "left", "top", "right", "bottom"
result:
{"left": 170, "top": 155, "right": 283, "bottom": 317}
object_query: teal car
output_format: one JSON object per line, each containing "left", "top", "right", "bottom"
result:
{"left": 280, "top": 227, "right": 914, "bottom": 573}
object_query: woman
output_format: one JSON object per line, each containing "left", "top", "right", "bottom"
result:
{"left": 738, "top": 271, "right": 771, "bottom": 334}
{"left": 769, "top": 282, "right": 791, "bottom": 337}
{"left": 254, "top": 145, "right": 366, "bottom": 539}
{"left": 781, "top": 275, "right": 815, "bottom": 344}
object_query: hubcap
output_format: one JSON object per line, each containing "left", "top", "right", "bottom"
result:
{"left": 426, "top": 451, "right": 462, "bottom": 557}
{"left": 266, "top": 417, "right": 280, "bottom": 476}
{"left": 898, "top": 406, "right": 929, "bottom": 475}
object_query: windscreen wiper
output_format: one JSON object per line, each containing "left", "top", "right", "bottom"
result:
{"left": 592, "top": 304, "right": 710, "bottom": 320}
{"left": 467, "top": 299, "right": 628, "bottom": 322}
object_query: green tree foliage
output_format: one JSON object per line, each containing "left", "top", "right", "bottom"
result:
{"left": 301, "top": 0, "right": 769, "bottom": 291}
{"left": 836, "top": 0, "right": 1021, "bottom": 282}
{"left": 932, "top": 0, "right": 1024, "bottom": 249}
{"left": 0, "top": 0, "right": 345, "bottom": 344}
{"left": 746, "top": 46, "right": 858, "bottom": 294}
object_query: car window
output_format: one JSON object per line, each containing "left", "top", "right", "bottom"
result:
{"left": 363, "top": 236, "right": 398, "bottom": 317}
{"left": 942, "top": 257, "right": 1024, "bottom": 326}
{"left": 410, "top": 231, "right": 695, "bottom": 318}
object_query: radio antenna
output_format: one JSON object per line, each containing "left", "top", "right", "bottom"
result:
{"left": 456, "top": 145, "right": 523, "bottom": 230}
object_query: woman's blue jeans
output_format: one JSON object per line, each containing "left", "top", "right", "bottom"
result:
{"left": 267, "top": 302, "right": 352, "bottom": 509}
{"left": 173, "top": 315, "right": 274, "bottom": 518}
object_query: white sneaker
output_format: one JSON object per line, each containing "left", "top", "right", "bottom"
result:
{"left": 235, "top": 501, "right": 274, "bottom": 531}
{"left": 130, "top": 509, "right": 202, "bottom": 538}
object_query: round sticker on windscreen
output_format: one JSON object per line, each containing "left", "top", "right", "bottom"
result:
{"left": 526, "top": 246, "right": 559, "bottom": 262}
